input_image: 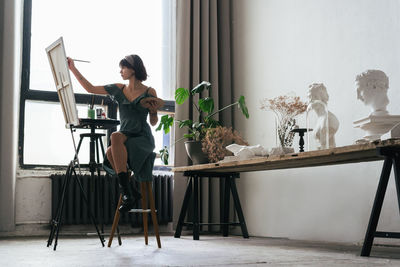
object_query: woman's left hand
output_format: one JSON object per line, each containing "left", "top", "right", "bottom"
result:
{"left": 148, "top": 101, "right": 159, "bottom": 126}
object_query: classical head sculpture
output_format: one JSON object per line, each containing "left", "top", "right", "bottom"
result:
{"left": 356, "top": 70, "right": 389, "bottom": 116}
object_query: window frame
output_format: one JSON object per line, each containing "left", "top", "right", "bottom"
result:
{"left": 18, "top": 0, "right": 174, "bottom": 169}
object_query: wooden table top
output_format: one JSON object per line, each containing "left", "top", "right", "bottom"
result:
{"left": 172, "top": 139, "right": 400, "bottom": 173}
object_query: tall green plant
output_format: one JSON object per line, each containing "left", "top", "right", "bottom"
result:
{"left": 156, "top": 81, "right": 249, "bottom": 165}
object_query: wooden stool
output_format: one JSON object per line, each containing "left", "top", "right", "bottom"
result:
{"left": 108, "top": 181, "right": 161, "bottom": 248}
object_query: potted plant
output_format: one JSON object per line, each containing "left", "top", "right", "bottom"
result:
{"left": 156, "top": 81, "right": 249, "bottom": 164}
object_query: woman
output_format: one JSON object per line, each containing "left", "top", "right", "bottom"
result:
{"left": 68, "top": 54, "right": 159, "bottom": 212}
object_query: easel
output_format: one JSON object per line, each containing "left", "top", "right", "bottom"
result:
{"left": 45, "top": 37, "right": 126, "bottom": 250}
{"left": 47, "top": 126, "right": 105, "bottom": 250}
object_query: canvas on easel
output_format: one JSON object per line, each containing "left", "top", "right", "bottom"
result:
{"left": 45, "top": 37, "right": 79, "bottom": 128}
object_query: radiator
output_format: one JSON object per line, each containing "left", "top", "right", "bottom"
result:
{"left": 50, "top": 173, "right": 173, "bottom": 226}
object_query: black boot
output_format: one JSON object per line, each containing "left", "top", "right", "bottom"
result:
{"left": 117, "top": 172, "right": 142, "bottom": 213}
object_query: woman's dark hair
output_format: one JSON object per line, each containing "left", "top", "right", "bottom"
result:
{"left": 119, "top": 54, "right": 148, "bottom": 81}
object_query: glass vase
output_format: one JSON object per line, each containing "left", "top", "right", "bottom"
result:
{"left": 272, "top": 112, "right": 296, "bottom": 154}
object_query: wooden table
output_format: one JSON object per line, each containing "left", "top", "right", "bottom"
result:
{"left": 172, "top": 139, "right": 400, "bottom": 257}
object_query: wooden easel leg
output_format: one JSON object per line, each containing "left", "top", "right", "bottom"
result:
{"left": 141, "top": 182, "right": 149, "bottom": 245}
{"left": 361, "top": 158, "right": 392, "bottom": 256}
{"left": 47, "top": 166, "right": 70, "bottom": 248}
{"left": 108, "top": 194, "right": 123, "bottom": 247}
{"left": 74, "top": 136, "right": 84, "bottom": 161}
{"left": 147, "top": 182, "right": 161, "bottom": 248}
{"left": 73, "top": 167, "right": 105, "bottom": 247}
{"left": 47, "top": 165, "right": 72, "bottom": 250}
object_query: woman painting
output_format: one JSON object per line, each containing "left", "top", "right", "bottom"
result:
{"left": 67, "top": 54, "right": 160, "bottom": 212}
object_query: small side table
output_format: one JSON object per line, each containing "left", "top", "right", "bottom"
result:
{"left": 291, "top": 128, "right": 312, "bottom": 152}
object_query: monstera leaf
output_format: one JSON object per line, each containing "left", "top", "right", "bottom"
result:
{"left": 183, "top": 133, "right": 195, "bottom": 139}
{"left": 175, "top": 87, "right": 190, "bottom": 105}
{"left": 156, "top": 115, "right": 174, "bottom": 134}
{"left": 177, "top": 119, "right": 193, "bottom": 129}
{"left": 191, "top": 81, "right": 211, "bottom": 95}
{"left": 198, "top": 97, "right": 214, "bottom": 113}
{"left": 159, "top": 146, "right": 169, "bottom": 165}
{"left": 206, "top": 95, "right": 249, "bottom": 120}
{"left": 204, "top": 116, "right": 220, "bottom": 128}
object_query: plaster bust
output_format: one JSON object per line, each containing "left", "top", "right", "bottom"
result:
{"left": 356, "top": 70, "right": 389, "bottom": 116}
{"left": 307, "top": 83, "right": 339, "bottom": 149}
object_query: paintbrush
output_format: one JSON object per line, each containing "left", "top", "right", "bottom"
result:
{"left": 72, "top": 58, "right": 91, "bottom": 63}
{"left": 90, "top": 95, "right": 95, "bottom": 109}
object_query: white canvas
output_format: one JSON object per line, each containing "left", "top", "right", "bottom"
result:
{"left": 45, "top": 37, "right": 79, "bottom": 128}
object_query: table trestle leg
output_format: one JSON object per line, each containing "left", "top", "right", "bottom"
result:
{"left": 174, "top": 178, "right": 193, "bottom": 238}
{"left": 361, "top": 148, "right": 400, "bottom": 256}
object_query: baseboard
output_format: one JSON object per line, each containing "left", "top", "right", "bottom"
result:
{"left": 0, "top": 222, "right": 174, "bottom": 238}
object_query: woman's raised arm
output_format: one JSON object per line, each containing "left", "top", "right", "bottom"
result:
{"left": 67, "top": 57, "right": 108, "bottom": 95}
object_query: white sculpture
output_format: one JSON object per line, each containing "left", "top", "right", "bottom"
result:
{"left": 356, "top": 70, "right": 389, "bottom": 116}
{"left": 353, "top": 70, "right": 400, "bottom": 141}
{"left": 307, "top": 83, "right": 339, "bottom": 149}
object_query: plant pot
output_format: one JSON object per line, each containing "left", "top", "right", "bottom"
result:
{"left": 184, "top": 140, "right": 209, "bottom": 165}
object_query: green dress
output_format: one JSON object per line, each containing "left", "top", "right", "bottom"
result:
{"left": 103, "top": 84, "right": 156, "bottom": 182}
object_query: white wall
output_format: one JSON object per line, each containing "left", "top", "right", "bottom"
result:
{"left": 232, "top": 0, "right": 400, "bottom": 243}
{"left": 15, "top": 172, "right": 52, "bottom": 225}
{"left": 0, "top": 0, "right": 53, "bottom": 233}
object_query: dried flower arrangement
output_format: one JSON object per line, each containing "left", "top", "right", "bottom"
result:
{"left": 260, "top": 95, "right": 307, "bottom": 147}
{"left": 201, "top": 126, "right": 249, "bottom": 163}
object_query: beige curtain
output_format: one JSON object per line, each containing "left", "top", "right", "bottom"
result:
{"left": 173, "top": 0, "right": 234, "bottom": 231}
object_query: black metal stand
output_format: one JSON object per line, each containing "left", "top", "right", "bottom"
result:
{"left": 174, "top": 172, "right": 249, "bottom": 240}
{"left": 74, "top": 118, "right": 120, "bottom": 236}
{"left": 47, "top": 119, "right": 119, "bottom": 250}
{"left": 291, "top": 128, "right": 311, "bottom": 152}
{"left": 361, "top": 146, "right": 400, "bottom": 256}
{"left": 75, "top": 130, "right": 106, "bottom": 231}
{"left": 47, "top": 127, "right": 105, "bottom": 250}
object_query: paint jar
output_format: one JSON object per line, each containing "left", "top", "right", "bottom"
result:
{"left": 87, "top": 106, "right": 95, "bottom": 119}
{"left": 96, "top": 107, "right": 103, "bottom": 119}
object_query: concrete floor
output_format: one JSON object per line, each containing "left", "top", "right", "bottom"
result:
{"left": 1, "top": 234, "right": 400, "bottom": 266}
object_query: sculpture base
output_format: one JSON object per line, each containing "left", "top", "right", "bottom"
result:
{"left": 353, "top": 114, "right": 400, "bottom": 141}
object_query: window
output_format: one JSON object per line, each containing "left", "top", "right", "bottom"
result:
{"left": 19, "top": 0, "right": 175, "bottom": 168}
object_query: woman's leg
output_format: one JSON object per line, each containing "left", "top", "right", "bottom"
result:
{"left": 110, "top": 132, "right": 128, "bottom": 173}
{"left": 106, "top": 147, "right": 116, "bottom": 171}
{"left": 108, "top": 132, "right": 140, "bottom": 212}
